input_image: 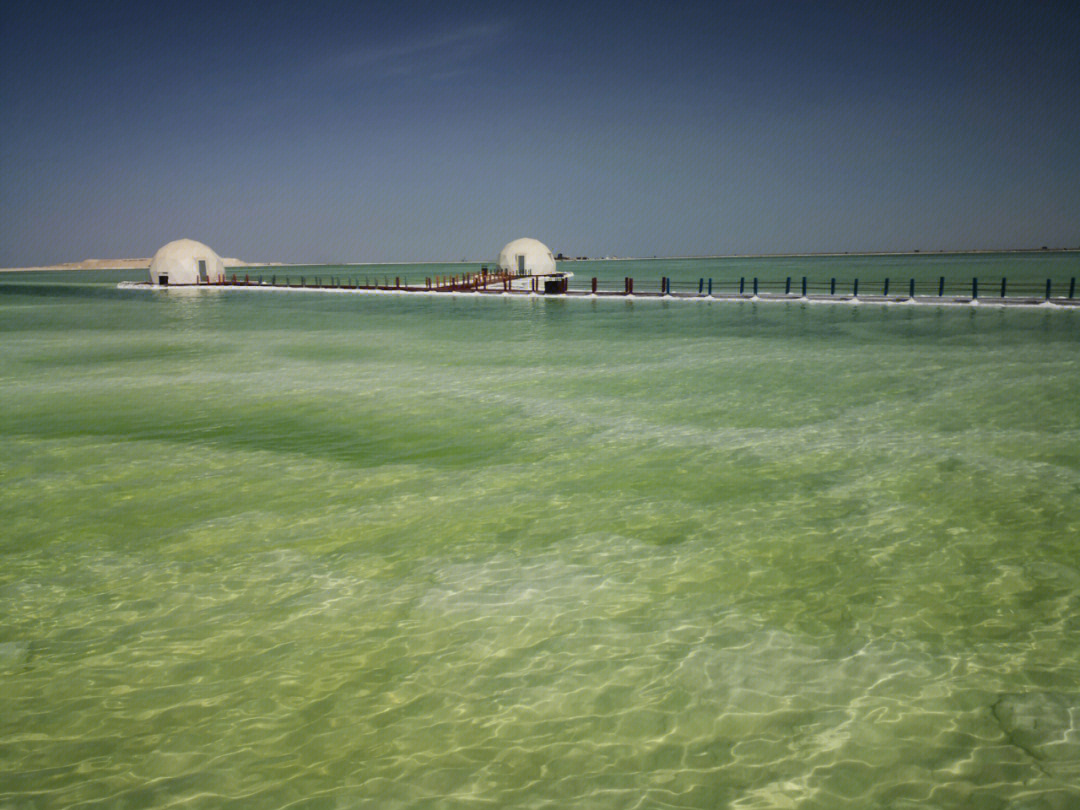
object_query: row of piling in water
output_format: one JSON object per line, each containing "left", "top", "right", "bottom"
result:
{"left": 649, "top": 275, "right": 1077, "bottom": 301}
{"left": 208, "top": 271, "right": 1079, "bottom": 305}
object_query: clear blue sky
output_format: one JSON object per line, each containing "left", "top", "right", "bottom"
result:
{"left": 2, "top": 0, "right": 1078, "bottom": 265}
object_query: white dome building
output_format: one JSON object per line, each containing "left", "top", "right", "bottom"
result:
{"left": 496, "top": 238, "right": 557, "bottom": 277}
{"left": 148, "top": 239, "right": 225, "bottom": 285}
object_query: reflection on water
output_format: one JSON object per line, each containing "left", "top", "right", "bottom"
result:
{"left": 1, "top": 266, "right": 1079, "bottom": 808}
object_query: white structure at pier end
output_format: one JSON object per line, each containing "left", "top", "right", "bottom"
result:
{"left": 496, "top": 238, "right": 557, "bottom": 277}
{"left": 148, "top": 239, "right": 224, "bottom": 285}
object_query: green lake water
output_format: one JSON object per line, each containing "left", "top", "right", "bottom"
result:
{"left": 2, "top": 254, "right": 1079, "bottom": 808}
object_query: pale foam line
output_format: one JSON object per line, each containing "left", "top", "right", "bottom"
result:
{"left": 114, "top": 283, "right": 1077, "bottom": 311}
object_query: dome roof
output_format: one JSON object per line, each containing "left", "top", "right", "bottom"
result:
{"left": 496, "top": 238, "right": 557, "bottom": 276}
{"left": 148, "top": 239, "right": 224, "bottom": 285}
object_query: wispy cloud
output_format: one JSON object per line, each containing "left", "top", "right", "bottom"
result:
{"left": 316, "top": 21, "right": 507, "bottom": 81}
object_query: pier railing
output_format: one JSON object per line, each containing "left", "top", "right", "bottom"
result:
{"left": 211, "top": 272, "right": 1079, "bottom": 304}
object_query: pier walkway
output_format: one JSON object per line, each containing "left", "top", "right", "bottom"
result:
{"left": 121, "top": 271, "right": 1080, "bottom": 309}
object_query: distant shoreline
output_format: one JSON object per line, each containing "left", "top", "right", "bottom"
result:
{"left": 0, "top": 258, "right": 282, "bottom": 273}
{"left": 2, "top": 247, "right": 1077, "bottom": 273}
{"left": 572, "top": 247, "right": 1080, "bottom": 262}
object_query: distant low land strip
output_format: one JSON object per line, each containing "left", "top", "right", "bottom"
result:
{"left": 3, "top": 248, "right": 1077, "bottom": 273}
{"left": 0, "top": 258, "right": 282, "bottom": 272}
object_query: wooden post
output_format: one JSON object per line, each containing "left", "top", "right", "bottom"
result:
{"left": 592, "top": 277, "right": 598, "bottom": 293}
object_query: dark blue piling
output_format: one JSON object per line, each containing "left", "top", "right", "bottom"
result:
{"left": 753, "top": 278, "right": 758, "bottom": 295}
{"left": 802, "top": 276, "right": 807, "bottom": 296}
{"left": 972, "top": 277, "right": 978, "bottom": 299}
{"left": 740, "top": 277, "right": 745, "bottom": 294}
{"left": 785, "top": 277, "right": 791, "bottom": 295}
{"left": 853, "top": 278, "right": 859, "bottom": 297}
{"left": 830, "top": 278, "right": 836, "bottom": 295}
{"left": 699, "top": 278, "right": 704, "bottom": 294}
{"left": 1070, "top": 278, "right": 1076, "bottom": 299}
{"left": 883, "top": 278, "right": 890, "bottom": 296}
{"left": 1000, "top": 278, "right": 1007, "bottom": 298}
{"left": 708, "top": 278, "right": 713, "bottom": 295}
{"left": 939, "top": 277, "right": 945, "bottom": 297}
{"left": 909, "top": 278, "right": 915, "bottom": 298}
{"left": 1046, "top": 279, "right": 1052, "bottom": 299}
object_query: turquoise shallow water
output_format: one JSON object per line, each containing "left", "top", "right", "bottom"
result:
{"left": 2, "top": 256, "right": 1080, "bottom": 808}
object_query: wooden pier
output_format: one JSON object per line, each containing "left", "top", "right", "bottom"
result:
{"left": 129, "top": 272, "right": 1080, "bottom": 308}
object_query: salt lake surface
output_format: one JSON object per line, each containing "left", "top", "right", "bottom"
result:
{"left": 2, "top": 254, "right": 1079, "bottom": 808}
